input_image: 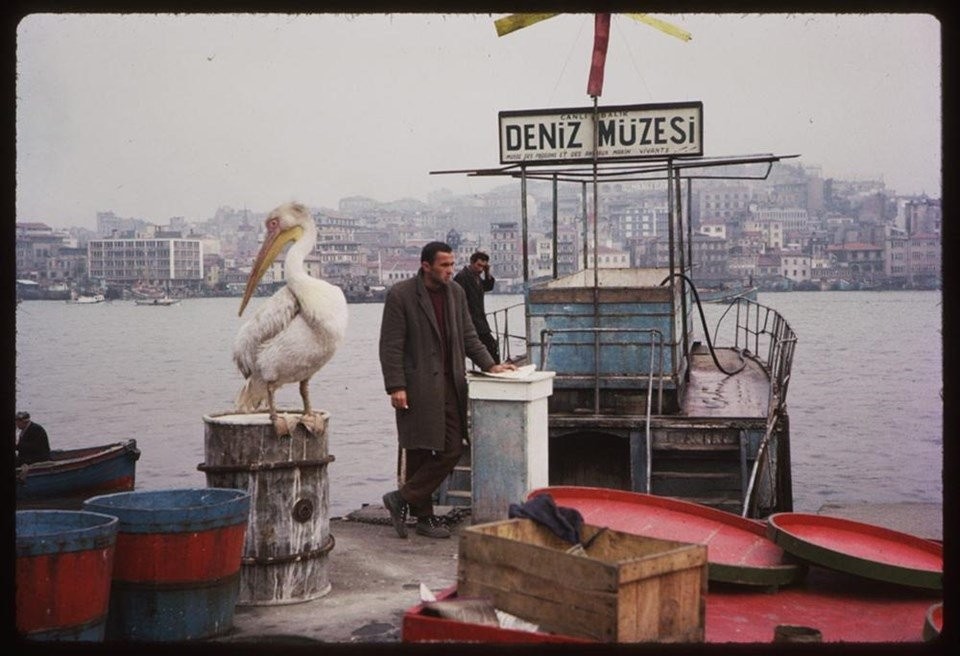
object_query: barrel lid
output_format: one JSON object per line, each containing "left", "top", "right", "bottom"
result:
{"left": 203, "top": 410, "right": 330, "bottom": 425}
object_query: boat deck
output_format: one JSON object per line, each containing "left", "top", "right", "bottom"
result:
{"left": 682, "top": 346, "right": 771, "bottom": 418}
{"left": 209, "top": 501, "right": 941, "bottom": 645}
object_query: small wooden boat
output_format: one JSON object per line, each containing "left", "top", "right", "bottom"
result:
{"left": 528, "top": 486, "right": 805, "bottom": 586}
{"left": 135, "top": 296, "right": 180, "bottom": 306}
{"left": 16, "top": 440, "right": 141, "bottom": 509}
{"left": 696, "top": 285, "right": 759, "bottom": 304}
{"left": 766, "top": 512, "right": 943, "bottom": 590}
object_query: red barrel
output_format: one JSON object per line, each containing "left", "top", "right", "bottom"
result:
{"left": 16, "top": 510, "right": 119, "bottom": 641}
{"left": 83, "top": 488, "right": 250, "bottom": 640}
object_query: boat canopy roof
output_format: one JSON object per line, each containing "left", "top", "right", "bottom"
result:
{"left": 432, "top": 152, "right": 800, "bottom": 184}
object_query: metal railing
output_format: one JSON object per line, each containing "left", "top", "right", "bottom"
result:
{"left": 712, "top": 297, "right": 797, "bottom": 416}
{"left": 709, "top": 297, "right": 797, "bottom": 517}
{"left": 486, "top": 302, "right": 527, "bottom": 363}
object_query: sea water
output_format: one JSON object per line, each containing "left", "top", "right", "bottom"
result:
{"left": 14, "top": 291, "right": 942, "bottom": 518}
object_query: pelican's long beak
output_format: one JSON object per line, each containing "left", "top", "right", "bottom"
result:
{"left": 238, "top": 224, "right": 304, "bottom": 316}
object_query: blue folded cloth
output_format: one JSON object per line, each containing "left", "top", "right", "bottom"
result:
{"left": 508, "top": 493, "right": 583, "bottom": 544}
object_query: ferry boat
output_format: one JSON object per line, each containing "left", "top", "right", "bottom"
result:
{"left": 436, "top": 102, "right": 798, "bottom": 520}
{"left": 67, "top": 293, "right": 105, "bottom": 304}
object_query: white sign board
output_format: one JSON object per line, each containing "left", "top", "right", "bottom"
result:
{"left": 499, "top": 102, "right": 703, "bottom": 164}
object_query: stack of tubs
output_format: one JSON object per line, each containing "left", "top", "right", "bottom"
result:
{"left": 15, "top": 488, "right": 250, "bottom": 642}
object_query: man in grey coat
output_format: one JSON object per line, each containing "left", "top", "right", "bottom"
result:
{"left": 380, "top": 241, "right": 516, "bottom": 538}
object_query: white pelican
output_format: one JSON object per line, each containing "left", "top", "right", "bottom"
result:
{"left": 233, "top": 202, "right": 348, "bottom": 436}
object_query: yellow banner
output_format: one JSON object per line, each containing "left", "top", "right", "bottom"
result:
{"left": 626, "top": 13, "right": 692, "bottom": 41}
{"left": 494, "top": 13, "right": 560, "bottom": 37}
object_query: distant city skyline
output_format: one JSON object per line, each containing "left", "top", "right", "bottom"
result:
{"left": 16, "top": 13, "right": 942, "bottom": 230}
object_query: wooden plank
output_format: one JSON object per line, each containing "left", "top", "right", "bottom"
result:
{"left": 457, "top": 559, "right": 618, "bottom": 611}
{"left": 459, "top": 527, "right": 618, "bottom": 592}
{"left": 457, "top": 560, "right": 618, "bottom": 634}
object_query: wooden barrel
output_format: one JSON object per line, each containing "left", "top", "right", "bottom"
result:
{"left": 15, "top": 510, "right": 119, "bottom": 641}
{"left": 83, "top": 488, "right": 250, "bottom": 640}
{"left": 200, "top": 410, "right": 335, "bottom": 605}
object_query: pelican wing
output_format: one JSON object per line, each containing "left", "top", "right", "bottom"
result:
{"left": 232, "top": 286, "right": 300, "bottom": 379}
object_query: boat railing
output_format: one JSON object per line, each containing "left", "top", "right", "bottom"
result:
{"left": 709, "top": 297, "right": 797, "bottom": 517}
{"left": 487, "top": 302, "right": 528, "bottom": 363}
{"left": 711, "top": 297, "right": 797, "bottom": 414}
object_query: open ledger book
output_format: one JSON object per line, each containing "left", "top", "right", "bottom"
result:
{"left": 477, "top": 364, "right": 537, "bottom": 379}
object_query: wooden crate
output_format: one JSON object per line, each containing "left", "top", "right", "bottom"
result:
{"left": 457, "top": 518, "right": 707, "bottom": 642}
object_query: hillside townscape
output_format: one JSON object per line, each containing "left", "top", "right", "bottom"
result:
{"left": 16, "top": 162, "right": 940, "bottom": 303}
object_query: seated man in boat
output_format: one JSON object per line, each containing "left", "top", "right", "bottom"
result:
{"left": 15, "top": 411, "right": 50, "bottom": 466}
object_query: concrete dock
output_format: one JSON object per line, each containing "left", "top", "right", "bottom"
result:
{"left": 217, "top": 505, "right": 463, "bottom": 644}
{"left": 212, "top": 499, "right": 942, "bottom": 644}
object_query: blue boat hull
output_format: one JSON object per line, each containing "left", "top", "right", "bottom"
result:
{"left": 16, "top": 440, "right": 141, "bottom": 508}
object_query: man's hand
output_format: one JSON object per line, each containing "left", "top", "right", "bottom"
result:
{"left": 487, "top": 363, "right": 517, "bottom": 374}
{"left": 389, "top": 390, "right": 409, "bottom": 410}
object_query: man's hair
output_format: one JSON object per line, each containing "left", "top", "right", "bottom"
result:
{"left": 420, "top": 241, "right": 453, "bottom": 264}
{"left": 469, "top": 251, "right": 490, "bottom": 264}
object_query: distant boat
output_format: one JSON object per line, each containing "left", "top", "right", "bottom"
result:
{"left": 697, "top": 285, "right": 758, "bottom": 304}
{"left": 16, "top": 439, "right": 141, "bottom": 509}
{"left": 67, "top": 293, "right": 105, "bottom": 304}
{"left": 135, "top": 296, "right": 180, "bottom": 306}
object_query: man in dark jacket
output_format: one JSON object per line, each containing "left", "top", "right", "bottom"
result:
{"left": 379, "top": 242, "right": 515, "bottom": 538}
{"left": 453, "top": 251, "right": 499, "bottom": 363}
{"left": 15, "top": 411, "right": 51, "bottom": 466}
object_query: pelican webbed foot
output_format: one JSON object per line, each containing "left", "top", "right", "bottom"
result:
{"left": 297, "top": 411, "right": 327, "bottom": 435}
{"left": 270, "top": 413, "right": 293, "bottom": 438}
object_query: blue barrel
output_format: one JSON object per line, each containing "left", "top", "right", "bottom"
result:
{"left": 16, "top": 510, "right": 119, "bottom": 641}
{"left": 83, "top": 488, "right": 250, "bottom": 641}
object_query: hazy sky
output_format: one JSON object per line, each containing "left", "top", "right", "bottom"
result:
{"left": 16, "top": 13, "right": 942, "bottom": 230}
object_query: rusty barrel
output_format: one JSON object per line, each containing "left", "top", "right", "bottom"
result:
{"left": 200, "top": 410, "right": 335, "bottom": 605}
{"left": 83, "top": 488, "right": 250, "bottom": 640}
{"left": 15, "top": 510, "right": 119, "bottom": 641}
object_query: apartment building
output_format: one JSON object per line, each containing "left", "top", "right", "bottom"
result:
{"left": 780, "top": 251, "right": 812, "bottom": 283}
{"left": 489, "top": 222, "right": 523, "bottom": 285}
{"left": 87, "top": 237, "right": 204, "bottom": 285}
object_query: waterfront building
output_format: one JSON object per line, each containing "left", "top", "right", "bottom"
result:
{"left": 756, "top": 253, "right": 781, "bottom": 280}
{"left": 727, "top": 252, "right": 758, "bottom": 282}
{"left": 689, "top": 234, "right": 730, "bottom": 285}
{"left": 378, "top": 255, "right": 420, "bottom": 286}
{"left": 780, "top": 251, "right": 812, "bottom": 284}
{"left": 885, "top": 231, "right": 941, "bottom": 288}
{"left": 825, "top": 242, "right": 885, "bottom": 281}
{"left": 743, "top": 219, "right": 784, "bottom": 250}
{"left": 87, "top": 236, "right": 204, "bottom": 288}
{"left": 15, "top": 222, "right": 73, "bottom": 283}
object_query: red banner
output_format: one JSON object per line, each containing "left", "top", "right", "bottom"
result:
{"left": 587, "top": 13, "right": 611, "bottom": 97}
